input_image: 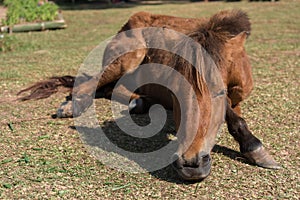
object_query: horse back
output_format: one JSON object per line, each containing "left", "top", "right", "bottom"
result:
{"left": 119, "top": 11, "right": 207, "bottom": 34}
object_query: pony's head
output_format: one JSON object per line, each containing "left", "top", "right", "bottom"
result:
{"left": 171, "top": 10, "right": 252, "bottom": 181}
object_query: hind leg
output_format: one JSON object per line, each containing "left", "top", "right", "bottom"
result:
{"left": 56, "top": 45, "right": 147, "bottom": 118}
{"left": 225, "top": 102, "right": 280, "bottom": 169}
{"left": 74, "top": 47, "right": 147, "bottom": 114}
{"left": 57, "top": 26, "right": 147, "bottom": 117}
{"left": 56, "top": 75, "right": 156, "bottom": 118}
{"left": 95, "top": 83, "right": 158, "bottom": 115}
{"left": 56, "top": 83, "right": 155, "bottom": 118}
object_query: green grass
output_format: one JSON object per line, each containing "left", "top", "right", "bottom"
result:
{"left": 0, "top": 0, "right": 299, "bottom": 199}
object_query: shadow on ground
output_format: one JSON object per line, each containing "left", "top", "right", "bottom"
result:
{"left": 69, "top": 108, "right": 252, "bottom": 183}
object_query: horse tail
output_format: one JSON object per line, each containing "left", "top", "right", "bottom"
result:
{"left": 17, "top": 75, "right": 75, "bottom": 101}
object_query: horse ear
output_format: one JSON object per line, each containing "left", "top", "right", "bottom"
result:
{"left": 229, "top": 31, "right": 249, "bottom": 46}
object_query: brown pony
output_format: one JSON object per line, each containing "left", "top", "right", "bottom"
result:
{"left": 18, "top": 10, "right": 280, "bottom": 181}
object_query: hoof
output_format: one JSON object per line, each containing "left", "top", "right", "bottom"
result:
{"left": 57, "top": 101, "right": 73, "bottom": 118}
{"left": 129, "top": 97, "right": 152, "bottom": 114}
{"left": 129, "top": 98, "right": 146, "bottom": 114}
{"left": 56, "top": 95, "right": 93, "bottom": 118}
{"left": 243, "top": 146, "right": 281, "bottom": 169}
{"left": 72, "top": 94, "right": 93, "bottom": 117}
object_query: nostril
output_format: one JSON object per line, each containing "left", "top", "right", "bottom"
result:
{"left": 182, "top": 155, "right": 200, "bottom": 168}
{"left": 171, "top": 154, "right": 183, "bottom": 169}
{"left": 172, "top": 153, "right": 212, "bottom": 180}
{"left": 202, "top": 154, "right": 211, "bottom": 163}
{"left": 172, "top": 153, "right": 211, "bottom": 170}
{"left": 182, "top": 154, "right": 211, "bottom": 168}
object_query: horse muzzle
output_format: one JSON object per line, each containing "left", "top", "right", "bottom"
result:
{"left": 172, "top": 152, "right": 211, "bottom": 181}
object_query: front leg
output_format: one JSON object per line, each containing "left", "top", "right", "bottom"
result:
{"left": 225, "top": 103, "right": 280, "bottom": 169}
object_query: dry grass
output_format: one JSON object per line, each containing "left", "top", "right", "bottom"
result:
{"left": 0, "top": 0, "right": 299, "bottom": 199}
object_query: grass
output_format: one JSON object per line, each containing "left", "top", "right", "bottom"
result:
{"left": 0, "top": 0, "right": 299, "bottom": 199}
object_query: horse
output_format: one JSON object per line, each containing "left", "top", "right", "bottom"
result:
{"left": 18, "top": 10, "right": 280, "bottom": 181}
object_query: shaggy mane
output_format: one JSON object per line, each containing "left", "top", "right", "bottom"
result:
{"left": 193, "top": 9, "right": 251, "bottom": 64}
{"left": 175, "top": 10, "right": 251, "bottom": 93}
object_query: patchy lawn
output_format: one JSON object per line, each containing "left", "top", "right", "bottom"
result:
{"left": 0, "top": 0, "right": 299, "bottom": 199}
